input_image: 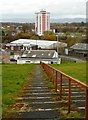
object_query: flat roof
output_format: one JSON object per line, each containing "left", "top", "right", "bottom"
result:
{"left": 10, "top": 39, "right": 57, "bottom": 48}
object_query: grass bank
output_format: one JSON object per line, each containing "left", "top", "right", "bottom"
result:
{"left": 51, "top": 62, "right": 87, "bottom": 84}
{"left": 2, "top": 64, "right": 34, "bottom": 114}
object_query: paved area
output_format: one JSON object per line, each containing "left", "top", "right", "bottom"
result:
{"left": 14, "top": 65, "right": 60, "bottom": 119}
{"left": 60, "top": 55, "right": 86, "bottom": 63}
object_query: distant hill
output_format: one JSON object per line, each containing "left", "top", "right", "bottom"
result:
{"left": 0, "top": 17, "right": 86, "bottom": 23}
{"left": 51, "top": 18, "right": 86, "bottom": 23}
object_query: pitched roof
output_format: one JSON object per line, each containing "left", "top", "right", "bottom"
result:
{"left": 70, "top": 43, "right": 88, "bottom": 50}
{"left": 22, "top": 50, "right": 56, "bottom": 59}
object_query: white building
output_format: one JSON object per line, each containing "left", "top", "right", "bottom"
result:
{"left": 35, "top": 10, "right": 50, "bottom": 36}
{"left": 17, "top": 50, "right": 61, "bottom": 64}
{"left": 10, "top": 39, "right": 58, "bottom": 49}
{"left": 9, "top": 39, "right": 67, "bottom": 52}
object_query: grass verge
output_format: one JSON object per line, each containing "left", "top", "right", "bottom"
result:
{"left": 51, "top": 62, "right": 87, "bottom": 84}
{"left": 2, "top": 64, "right": 34, "bottom": 114}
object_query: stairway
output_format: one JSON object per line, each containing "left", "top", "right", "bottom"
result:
{"left": 15, "top": 65, "right": 60, "bottom": 120}
{"left": 58, "top": 79, "right": 86, "bottom": 118}
{"left": 2, "top": 64, "right": 86, "bottom": 120}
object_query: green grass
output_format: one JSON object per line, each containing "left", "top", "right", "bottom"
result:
{"left": 51, "top": 62, "right": 87, "bottom": 84}
{"left": 2, "top": 64, "right": 34, "bottom": 113}
{"left": 61, "top": 59, "right": 75, "bottom": 64}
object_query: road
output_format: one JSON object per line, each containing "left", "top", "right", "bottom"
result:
{"left": 60, "top": 55, "right": 86, "bottom": 63}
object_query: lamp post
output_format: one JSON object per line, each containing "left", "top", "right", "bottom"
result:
{"left": 56, "top": 35, "right": 58, "bottom": 64}
{"left": 55, "top": 33, "right": 61, "bottom": 64}
{"left": 36, "top": 39, "right": 37, "bottom": 49}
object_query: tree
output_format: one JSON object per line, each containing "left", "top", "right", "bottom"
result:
{"left": 41, "top": 34, "right": 56, "bottom": 41}
{"left": 15, "top": 33, "right": 31, "bottom": 39}
{"left": 40, "top": 31, "right": 56, "bottom": 41}
{"left": 64, "top": 37, "right": 82, "bottom": 48}
{"left": 31, "top": 35, "right": 39, "bottom": 40}
{"left": 22, "top": 24, "right": 29, "bottom": 33}
{"left": 43, "top": 31, "right": 54, "bottom": 35}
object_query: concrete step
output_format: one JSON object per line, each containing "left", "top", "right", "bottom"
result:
{"left": 62, "top": 86, "right": 77, "bottom": 89}
{"left": 29, "top": 86, "right": 48, "bottom": 89}
{"left": 21, "top": 93, "right": 57, "bottom": 97}
{"left": 71, "top": 96, "right": 85, "bottom": 100}
{"left": 64, "top": 89, "right": 85, "bottom": 92}
{"left": 23, "top": 87, "right": 49, "bottom": 91}
{"left": 25, "top": 92, "right": 56, "bottom": 95}
{"left": 31, "top": 103, "right": 60, "bottom": 109}
{"left": 16, "top": 110, "right": 60, "bottom": 119}
{"left": 22, "top": 90, "right": 50, "bottom": 94}
{"left": 72, "top": 101, "right": 85, "bottom": 107}
{"left": 16, "top": 97, "right": 52, "bottom": 103}
{"left": 63, "top": 92, "right": 85, "bottom": 96}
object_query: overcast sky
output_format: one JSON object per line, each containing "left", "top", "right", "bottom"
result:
{"left": 0, "top": 0, "right": 87, "bottom": 20}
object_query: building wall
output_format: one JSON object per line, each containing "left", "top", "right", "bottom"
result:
{"left": 68, "top": 49, "right": 88, "bottom": 60}
{"left": 3, "top": 44, "right": 38, "bottom": 51}
{"left": 35, "top": 11, "right": 50, "bottom": 36}
{"left": 3, "top": 45, "right": 23, "bottom": 51}
{"left": 17, "top": 58, "right": 61, "bottom": 64}
{"left": 17, "top": 59, "right": 52, "bottom": 64}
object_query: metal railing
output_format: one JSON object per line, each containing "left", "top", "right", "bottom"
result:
{"left": 41, "top": 62, "right": 88, "bottom": 120}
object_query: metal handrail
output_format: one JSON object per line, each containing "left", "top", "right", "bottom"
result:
{"left": 41, "top": 62, "right": 88, "bottom": 120}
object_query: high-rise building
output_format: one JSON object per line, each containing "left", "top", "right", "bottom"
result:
{"left": 35, "top": 10, "right": 50, "bottom": 36}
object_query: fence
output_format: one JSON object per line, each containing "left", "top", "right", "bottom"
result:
{"left": 41, "top": 62, "right": 88, "bottom": 120}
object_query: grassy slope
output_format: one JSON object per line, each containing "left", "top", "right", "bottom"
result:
{"left": 2, "top": 64, "right": 34, "bottom": 113}
{"left": 51, "top": 62, "right": 87, "bottom": 84}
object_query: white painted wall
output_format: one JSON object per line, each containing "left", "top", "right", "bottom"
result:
{"left": 53, "top": 51, "right": 58, "bottom": 58}
{"left": 17, "top": 59, "right": 26, "bottom": 64}
{"left": 14, "top": 55, "right": 20, "bottom": 60}
{"left": 65, "top": 48, "right": 68, "bottom": 55}
{"left": 17, "top": 58, "right": 61, "bottom": 64}
{"left": 57, "top": 58, "right": 61, "bottom": 64}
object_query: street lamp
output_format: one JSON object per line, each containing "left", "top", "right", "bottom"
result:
{"left": 56, "top": 34, "right": 61, "bottom": 64}
{"left": 56, "top": 34, "right": 59, "bottom": 64}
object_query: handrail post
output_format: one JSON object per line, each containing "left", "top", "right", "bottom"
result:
{"left": 52, "top": 69, "right": 54, "bottom": 85}
{"left": 41, "top": 62, "right": 88, "bottom": 118}
{"left": 55, "top": 71, "right": 58, "bottom": 92}
{"left": 86, "top": 88, "right": 88, "bottom": 120}
{"left": 68, "top": 79, "right": 71, "bottom": 113}
{"left": 60, "top": 74, "right": 62, "bottom": 99}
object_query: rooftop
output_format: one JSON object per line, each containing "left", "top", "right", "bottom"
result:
{"left": 10, "top": 39, "right": 57, "bottom": 48}
{"left": 70, "top": 43, "right": 88, "bottom": 50}
{"left": 10, "top": 39, "right": 67, "bottom": 49}
{"left": 22, "top": 50, "right": 57, "bottom": 59}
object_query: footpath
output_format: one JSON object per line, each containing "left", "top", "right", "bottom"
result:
{"left": 3, "top": 64, "right": 85, "bottom": 120}
{"left": 12, "top": 65, "right": 60, "bottom": 120}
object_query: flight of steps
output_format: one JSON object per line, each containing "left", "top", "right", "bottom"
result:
{"left": 2, "top": 64, "right": 86, "bottom": 120}
{"left": 14, "top": 65, "right": 60, "bottom": 119}
{"left": 57, "top": 80, "right": 86, "bottom": 118}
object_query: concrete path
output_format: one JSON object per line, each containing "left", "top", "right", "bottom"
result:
{"left": 14, "top": 65, "right": 60, "bottom": 120}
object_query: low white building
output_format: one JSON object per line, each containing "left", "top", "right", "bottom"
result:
{"left": 17, "top": 50, "right": 61, "bottom": 64}
{"left": 10, "top": 39, "right": 57, "bottom": 49}
{"left": 10, "top": 39, "right": 67, "bottom": 49}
